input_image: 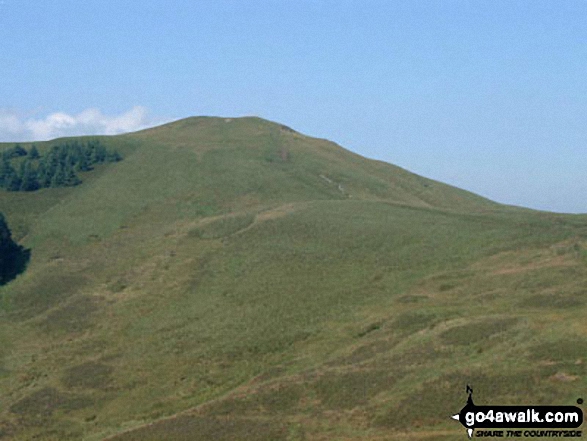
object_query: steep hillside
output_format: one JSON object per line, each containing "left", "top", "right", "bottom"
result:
{"left": 0, "top": 117, "right": 585, "bottom": 441}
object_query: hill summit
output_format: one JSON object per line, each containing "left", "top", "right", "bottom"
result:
{"left": 128, "top": 116, "right": 497, "bottom": 212}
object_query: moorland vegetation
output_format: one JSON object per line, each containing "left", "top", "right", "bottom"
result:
{"left": 0, "top": 117, "right": 585, "bottom": 441}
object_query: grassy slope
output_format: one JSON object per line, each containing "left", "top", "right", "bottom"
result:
{"left": 0, "top": 117, "right": 585, "bottom": 440}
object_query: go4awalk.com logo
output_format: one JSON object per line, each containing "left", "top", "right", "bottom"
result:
{"left": 451, "top": 386, "right": 584, "bottom": 438}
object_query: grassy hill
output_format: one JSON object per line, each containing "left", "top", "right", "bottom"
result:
{"left": 0, "top": 117, "right": 585, "bottom": 440}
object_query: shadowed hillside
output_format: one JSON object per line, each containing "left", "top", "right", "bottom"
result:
{"left": 0, "top": 212, "right": 30, "bottom": 286}
{"left": 0, "top": 117, "right": 585, "bottom": 441}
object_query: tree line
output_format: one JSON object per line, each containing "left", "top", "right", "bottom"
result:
{"left": 0, "top": 140, "right": 122, "bottom": 192}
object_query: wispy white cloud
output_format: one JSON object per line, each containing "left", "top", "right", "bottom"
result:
{"left": 0, "top": 106, "right": 164, "bottom": 142}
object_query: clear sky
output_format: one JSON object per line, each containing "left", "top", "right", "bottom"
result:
{"left": 1, "top": 1, "right": 586, "bottom": 213}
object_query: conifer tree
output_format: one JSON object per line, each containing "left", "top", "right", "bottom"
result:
{"left": 0, "top": 158, "right": 20, "bottom": 191}
{"left": 64, "top": 165, "right": 81, "bottom": 186}
{"left": 50, "top": 163, "right": 66, "bottom": 188}
{"left": 29, "top": 145, "right": 40, "bottom": 159}
{"left": 75, "top": 152, "right": 90, "bottom": 172}
{"left": 36, "top": 157, "right": 50, "bottom": 188}
{"left": 0, "top": 157, "right": 12, "bottom": 188}
{"left": 6, "top": 144, "right": 27, "bottom": 158}
{"left": 19, "top": 160, "right": 39, "bottom": 191}
{"left": 106, "top": 150, "right": 122, "bottom": 162}
{"left": 5, "top": 168, "right": 21, "bottom": 191}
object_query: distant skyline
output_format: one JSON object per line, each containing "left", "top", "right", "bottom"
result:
{"left": 1, "top": 1, "right": 586, "bottom": 213}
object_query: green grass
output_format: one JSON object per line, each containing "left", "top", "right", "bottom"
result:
{"left": 9, "top": 387, "right": 93, "bottom": 419}
{"left": 110, "top": 415, "right": 288, "bottom": 441}
{"left": 0, "top": 117, "right": 586, "bottom": 440}
{"left": 439, "top": 317, "right": 519, "bottom": 346}
{"left": 62, "top": 361, "right": 114, "bottom": 390}
{"left": 41, "top": 295, "right": 99, "bottom": 334}
{"left": 188, "top": 213, "right": 255, "bottom": 239}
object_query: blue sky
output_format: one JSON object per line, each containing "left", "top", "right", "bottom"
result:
{"left": 1, "top": 1, "right": 586, "bottom": 213}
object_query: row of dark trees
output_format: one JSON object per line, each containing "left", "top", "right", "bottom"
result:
{"left": 0, "top": 140, "right": 122, "bottom": 192}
